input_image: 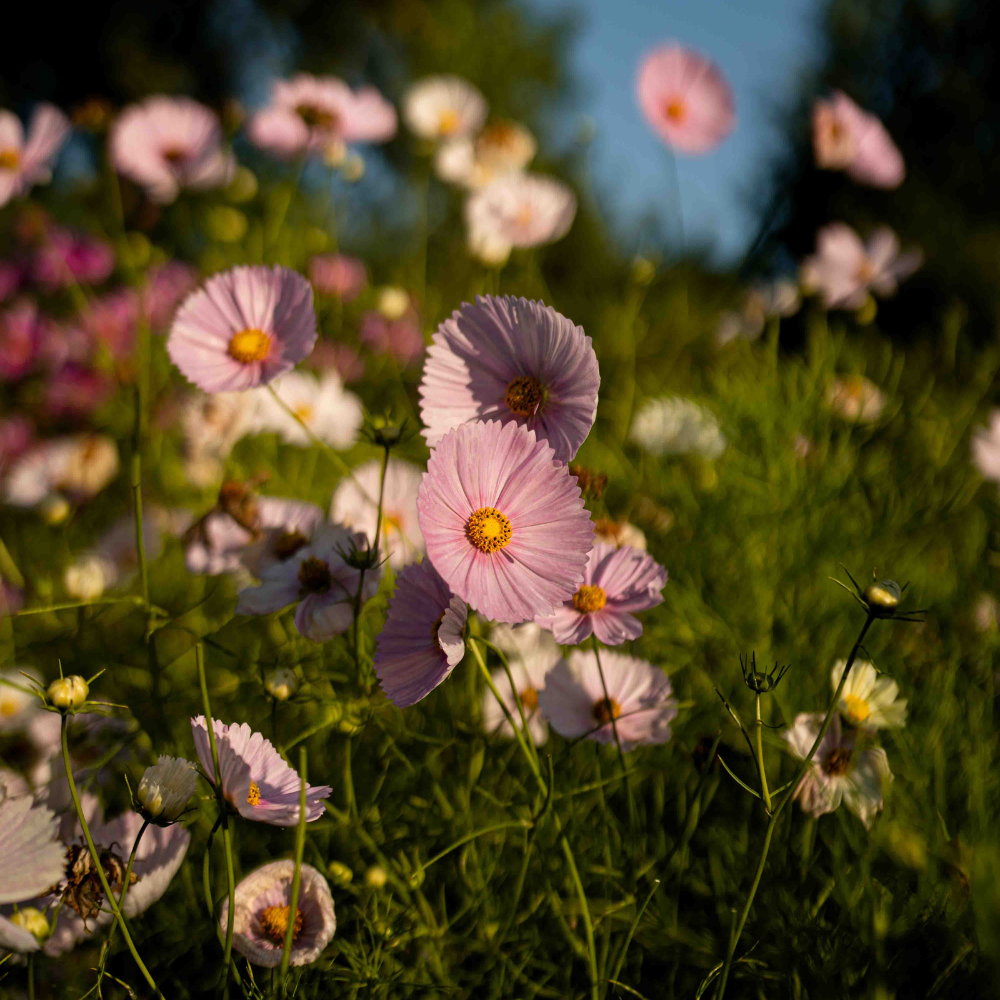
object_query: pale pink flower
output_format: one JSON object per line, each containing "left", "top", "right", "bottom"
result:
{"left": 109, "top": 96, "right": 235, "bottom": 203}
{"left": 3, "top": 434, "right": 119, "bottom": 507}
{"left": 306, "top": 341, "right": 365, "bottom": 383}
{"left": 0, "top": 104, "right": 70, "bottom": 207}
{"left": 420, "top": 295, "right": 599, "bottom": 464}
{"left": 404, "top": 76, "right": 488, "bottom": 141}
{"left": 81, "top": 288, "right": 139, "bottom": 359}
{"left": 0, "top": 300, "right": 42, "bottom": 380}
{"left": 142, "top": 261, "right": 199, "bottom": 329}
{"left": 826, "top": 375, "right": 886, "bottom": 424}
{"left": 593, "top": 519, "right": 647, "bottom": 551}
{"left": 971, "top": 410, "right": 1000, "bottom": 482}
{"left": 36, "top": 317, "right": 91, "bottom": 370}
{"left": 800, "top": 223, "right": 922, "bottom": 310}
{"left": 252, "top": 370, "right": 363, "bottom": 448}
{"left": 374, "top": 559, "right": 467, "bottom": 707}
{"left": 636, "top": 44, "right": 735, "bottom": 154}
{"left": 466, "top": 174, "right": 576, "bottom": 254}
{"left": 359, "top": 309, "right": 424, "bottom": 367}
{"left": 435, "top": 119, "right": 537, "bottom": 189}
{"left": 812, "top": 91, "right": 904, "bottom": 189}
{"left": 539, "top": 649, "right": 678, "bottom": 751}
{"left": 417, "top": 419, "right": 593, "bottom": 624}
{"left": 45, "top": 365, "right": 112, "bottom": 417}
{"left": 167, "top": 265, "right": 317, "bottom": 393}
{"left": 308, "top": 254, "right": 367, "bottom": 300}
{"left": 191, "top": 717, "right": 331, "bottom": 825}
{"left": 536, "top": 542, "right": 667, "bottom": 645}
{"left": 31, "top": 229, "right": 115, "bottom": 290}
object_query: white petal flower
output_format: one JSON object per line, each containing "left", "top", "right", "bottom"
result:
{"left": 629, "top": 396, "right": 726, "bottom": 459}
{"left": 466, "top": 174, "right": 576, "bottom": 253}
{"left": 253, "top": 371, "right": 363, "bottom": 449}
{"left": 831, "top": 660, "right": 907, "bottom": 730}
{"left": 137, "top": 755, "right": 198, "bottom": 824}
{"left": 404, "top": 76, "right": 487, "bottom": 141}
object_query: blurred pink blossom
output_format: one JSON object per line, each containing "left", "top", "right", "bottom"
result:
{"left": 0, "top": 300, "right": 43, "bottom": 380}
{"left": 813, "top": 91, "right": 905, "bottom": 189}
{"left": 308, "top": 254, "right": 367, "bottom": 300}
{"left": 306, "top": 341, "right": 365, "bottom": 383}
{"left": 971, "top": 410, "right": 1000, "bottom": 483}
{"left": 37, "top": 318, "right": 91, "bottom": 370}
{"left": 360, "top": 309, "right": 424, "bottom": 367}
{"left": 45, "top": 365, "right": 112, "bottom": 418}
{"left": 0, "top": 415, "right": 35, "bottom": 472}
{"left": 0, "top": 262, "right": 24, "bottom": 302}
{"left": 142, "top": 261, "right": 199, "bottom": 329}
{"left": 31, "top": 229, "right": 115, "bottom": 290}
{"left": 0, "top": 103, "right": 71, "bottom": 207}
{"left": 82, "top": 288, "right": 139, "bottom": 358}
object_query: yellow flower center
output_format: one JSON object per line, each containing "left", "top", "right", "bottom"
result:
{"left": 0, "top": 148, "right": 20, "bottom": 170}
{"left": 272, "top": 529, "right": 308, "bottom": 561}
{"left": 592, "top": 697, "right": 621, "bottom": 725}
{"left": 466, "top": 507, "right": 512, "bottom": 553}
{"left": 228, "top": 328, "right": 271, "bottom": 364}
{"left": 519, "top": 686, "right": 539, "bottom": 711}
{"left": 296, "top": 104, "right": 338, "bottom": 130}
{"left": 504, "top": 376, "right": 545, "bottom": 417}
{"left": 822, "top": 746, "right": 853, "bottom": 776}
{"left": 293, "top": 403, "right": 315, "bottom": 425}
{"left": 0, "top": 698, "right": 18, "bottom": 718}
{"left": 573, "top": 585, "right": 607, "bottom": 613}
{"left": 479, "top": 121, "right": 518, "bottom": 151}
{"left": 437, "top": 108, "right": 461, "bottom": 136}
{"left": 162, "top": 145, "right": 189, "bottom": 165}
{"left": 664, "top": 99, "right": 687, "bottom": 123}
{"left": 514, "top": 204, "right": 533, "bottom": 229}
{"left": 298, "top": 556, "right": 332, "bottom": 594}
{"left": 856, "top": 260, "right": 876, "bottom": 284}
{"left": 259, "top": 904, "right": 303, "bottom": 945}
{"left": 843, "top": 694, "right": 871, "bottom": 723}
{"left": 247, "top": 781, "right": 261, "bottom": 806}
{"left": 383, "top": 512, "right": 403, "bottom": 535}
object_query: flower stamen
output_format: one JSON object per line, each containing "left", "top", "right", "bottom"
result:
{"left": 664, "top": 99, "right": 686, "bottom": 123}
{"left": 573, "top": 585, "right": 607, "bottom": 613}
{"left": 822, "top": 746, "right": 853, "bottom": 776}
{"left": 296, "top": 104, "right": 338, "bottom": 130}
{"left": 298, "top": 556, "right": 332, "bottom": 594}
{"left": 247, "top": 781, "right": 261, "bottom": 806}
{"left": 843, "top": 694, "right": 870, "bottom": 723}
{"left": 504, "top": 376, "right": 545, "bottom": 417}
{"left": 466, "top": 507, "right": 512, "bottom": 553}
{"left": 519, "top": 686, "right": 539, "bottom": 711}
{"left": 437, "top": 108, "right": 460, "bottom": 136}
{"left": 592, "top": 697, "right": 621, "bottom": 725}
{"left": 228, "top": 328, "right": 272, "bottom": 364}
{"left": 272, "top": 529, "right": 308, "bottom": 561}
{"left": 259, "top": 904, "right": 303, "bottom": 944}
{"left": 0, "top": 148, "right": 20, "bottom": 170}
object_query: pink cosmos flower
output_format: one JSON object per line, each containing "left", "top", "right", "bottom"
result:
{"left": 374, "top": 560, "right": 467, "bottom": 707}
{"left": 306, "top": 342, "right": 365, "bottom": 383}
{"left": 109, "top": 96, "right": 235, "bottom": 203}
{"left": 45, "top": 365, "right": 112, "bottom": 418}
{"left": 536, "top": 542, "right": 667, "bottom": 645}
{"left": 420, "top": 295, "right": 599, "bottom": 464}
{"left": 812, "top": 91, "right": 904, "bottom": 189}
{"left": 308, "top": 253, "right": 367, "bottom": 300}
{"left": 31, "top": 229, "right": 115, "bottom": 290}
{"left": 465, "top": 174, "right": 577, "bottom": 253}
{"left": 417, "top": 419, "right": 593, "bottom": 624}
{"left": 800, "top": 223, "right": 922, "bottom": 310}
{"left": 167, "top": 265, "right": 317, "bottom": 392}
{"left": 0, "top": 103, "right": 70, "bottom": 207}
{"left": 538, "top": 649, "right": 678, "bottom": 751}
{"left": 0, "top": 262, "right": 24, "bottom": 302}
{"left": 636, "top": 44, "right": 735, "bottom": 153}
{"left": 235, "top": 523, "right": 380, "bottom": 641}
{"left": 0, "top": 416, "right": 34, "bottom": 474}
{"left": 972, "top": 410, "right": 1000, "bottom": 483}
{"left": 360, "top": 309, "right": 425, "bottom": 367}
{"left": 81, "top": 288, "right": 139, "bottom": 359}
{"left": 221, "top": 860, "right": 336, "bottom": 967}
{"left": 191, "top": 717, "right": 331, "bottom": 825}
{"left": 783, "top": 712, "right": 892, "bottom": 828}
{"left": 0, "top": 300, "right": 42, "bottom": 380}
{"left": 248, "top": 75, "right": 397, "bottom": 160}
{"left": 37, "top": 317, "right": 91, "bottom": 370}
{"left": 142, "top": 261, "right": 199, "bottom": 329}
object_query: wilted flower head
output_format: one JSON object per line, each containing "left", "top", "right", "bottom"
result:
{"left": 827, "top": 375, "right": 886, "bottom": 424}
{"left": 191, "top": 717, "right": 331, "bottom": 825}
{"left": 404, "top": 76, "right": 488, "bottom": 141}
{"left": 812, "top": 91, "right": 904, "bottom": 189}
{"left": 137, "top": 755, "right": 198, "bottom": 824}
{"left": 252, "top": 370, "right": 362, "bottom": 449}
{"left": 221, "top": 860, "right": 335, "bottom": 967}
{"left": 109, "top": 96, "right": 235, "bottom": 203}
{"left": 167, "top": 265, "right": 317, "bottom": 393}
{"left": 435, "top": 119, "right": 537, "bottom": 189}
{"left": 629, "top": 396, "right": 726, "bottom": 458}
{"left": 539, "top": 649, "right": 678, "bottom": 751}
{"left": 308, "top": 253, "right": 367, "bottom": 300}
{"left": 831, "top": 660, "right": 907, "bottom": 731}
{"left": 636, "top": 44, "right": 735, "bottom": 153}
{"left": 0, "top": 103, "right": 70, "bottom": 207}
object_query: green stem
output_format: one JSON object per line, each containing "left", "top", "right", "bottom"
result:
{"left": 279, "top": 747, "right": 307, "bottom": 984}
{"left": 474, "top": 636, "right": 538, "bottom": 768}
{"left": 27, "top": 954, "right": 34, "bottom": 1000}
{"left": 202, "top": 814, "right": 222, "bottom": 917}
{"left": 352, "top": 445, "right": 390, "bottom": 676}
{"left": 591, "top": 637, "right": 635, "bottom": 825}
{"left": 60, "top": 717, "right": 161, "bottom": 997}
{"left": 97, "top": 818, "right": 149, "bottom": 995}
{"left": 754, "top": 693, "right": 771, "bottom": 814}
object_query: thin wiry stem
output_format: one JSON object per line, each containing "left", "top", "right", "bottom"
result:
{"left": 279, "top": 747, "right": 308, "bottom": 983}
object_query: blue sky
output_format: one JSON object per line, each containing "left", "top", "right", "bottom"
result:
{"left": 528, "top": 0, "right": 825, "bottom": 262}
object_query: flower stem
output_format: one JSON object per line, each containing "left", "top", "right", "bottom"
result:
{"left": 754, "top": 692, "right": 771, "bottom": 814}
{"left": 591, "top": 636, "right": 635, "bottom": 826}
{"left": 279, "top": 747, "right": 307, "bottom": 984}
{"left": 60, "top": 716, "right": 161, "bottom": 997}
{"left": 352, "top": 444, "right": 390, "bottom": 677}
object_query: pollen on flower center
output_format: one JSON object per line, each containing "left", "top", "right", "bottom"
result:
{"left": 247, "top": 781, "right": 261, "bottom": 806}
{"left": 520, "top": 686, "right": 539, "bottom": 710}
{"left": 0, "top": 698, "right": 17, "bottom": 717}
{"left": 822, "top": 746, "right": 853, "bottom": 776}
{"left": 296, "top": 104, "right": 338, "bottom": 130}
{"left": 0, "top": 148, "right": 20, "bottom": 170}
{"left": 259, "top": 904, "right": 304, "bottom": 944}
{"left": 664, "top": 99, "right": 686, "bottom": 123}
{"left": 504, "top": 376, "right": 545, "bottom": 417}
{"left": 843, "top": 694, "right": 870, "bottom": 722}
{"left": 466, "top": 507, "right": 512, "bottom": 553}
{"left": 513, "top": 204, "right": 533, "bottom": 229}
{"left": 298, "top": 556, "right": 332, "bottom": 593}
{"left": 162, "top": 145, "right": 189, "bottom": 165}
{"left": 228, "top": 328, "right": 272, "bottom": 364}
{"left": 272, "top": 529, "right": 308, "bottom": 561}
{"left": 293, "top": 403, "right": 315, "bottom": 425}
{"left": 856, "top": 260, "right": 876, "bottom": 283}
{"left": 592, "top": 697, "right": 622, "bottom": 725}
{"left": 573, "top": 585, "right": 607, "bottom": 614}
{"left": 437, "top": 108, "right": 460, "bottom": 136}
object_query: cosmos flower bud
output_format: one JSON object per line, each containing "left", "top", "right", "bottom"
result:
{"left": 264, "top": 668, "right": 299, "bottom": 702}
{"left": 864, "top": 579, "right": 901, "bottom": 615}
{"left": 342, "top": 540, "right": 381, "bottom": 572}
{"left": 137, "top": 755, "right": 198, "bottom": 824}
{"left": 10, "top": 907, "right": 50, "bottom": 943}
{"left": 47, "top": 675, "right": 89, "bottom": 709}
{"left": 376, "top": 287, "right": 410, "bottom": 321}
{"left": 365, "top": 865, "right": 388, "bottom": 889}
{"left": 39, "top": 493, "right": 71, "bottom": 526}
{"left": 327, "top": 860, "right": 353, "bottom": 885}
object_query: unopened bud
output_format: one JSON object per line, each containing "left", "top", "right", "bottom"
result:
{"left": 40, "top": 493, "right": 71, "bottom": 526}
{"left": 631, "top": 256, "right": 656, "bottom": 285}
{"left": 376, "top": 287, "right": 410, "bottom": 321}
{"left": 47, "top": 675, "right": 89, "bottom": 709}
{"left": 342, "top": 542, "right": 381, "bottom": 572}
{"left": 264, "top": 668, "right": 299, "bottom": 702}
{"left": 10, "top": 907, "right": 50, "bottom": 942}
{"left": 137, "top": 755, "right": 198, "bottom": 824}
{"left": 327, "top": 860, "right": 353, "bottom": 885}
{"left": 864, "top": 579, "right": 901, "bottom": 615}
{"left": 365, "top": 865, "right": 387, "bottom": 889}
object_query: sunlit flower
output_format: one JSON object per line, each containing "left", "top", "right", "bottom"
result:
{"left": 109, "top": 96, "right": 234, "bottom": 203}
{"left": 180, "top": 390, "right": 255, "bottom": 488}
{"left": 593, "top": 519, "right": 646, "bottom": 551}
{"left": 137, "top": 755, "right": 198, "bottom": 824}
{"left": 971, "top": 410, "right": 1000, "bottom": 482}
{"left": 831, "top": 660, "right": 907, "bottom": 731}
{"left": 420, "top": 295, "right": 599, "bottom": 464}
{"left": 826, "top": 375, "right": 886, "bottom": 424}
{"left": 636, "top": 44, "right": 735, "bottom": 154}
{"left": 264, "top": 668, "right": 299, "bottom": 701}
{"left": 236, "top": 523, "right": 379, "bottom": 640}
{"left": 435, "top": 119, "right": 537, "bottom": 189}
{"left": 31, "top": 228, "right": 114, "bottom": 290}
{"left": 330, "top": 459, "right": 424, "bottom": 568}
{"left": 191, "top": 717, "right": 331, "bottom": 825}
{"left": 374, "top": 559, "right": 467, "bottom": 707}
{"left": 539, "top": 649, "right": 678, "bottom": 751}
{"left": 812, "top": 91, "right": 904, "bottom": 189}
{"left": 359, "top": 309, "right": 425, "bottom": 367}
{"left": 252, "top": 371, "right": 362, "bottom": 448}
{"left": 466, "top": 174, "right": 576, "bottom": 256}
{"left": 418, "top": 419, "right": 593, "bottom": 624}
{"left": 783, "top": 712, "right": 891, "bottom": 828}
{"left": 0, "top": 670, "right": 41, "bottom": 732}
{"left": 800, "top": 223, "right": 922, "bottom": 310}
{"left": 0, "top": 103, "right": 70, "bottom": 207}
{"left": 167, "top": 265, "right": 317, "bottom": 393}
{"left": 629, "top": 396, "right": 726, "bottom": 458}
{"left": 404, "top": 76, "right": 488, "bottom": 141}
{"left": 716, "top": 279, "right": 801, "bottom": 345}
{"left": 64, "top": 552, "right": 114, "bottom": 600}
{"left": 536, "top": 542, "right": 667, "bottom": 645}
{"left": 376, "top": 286, "right": 411, "bottom": 320}
{"left": 308, "top": 254, "right": 367, "bottom": 300}
{"left": 221, "top": 860, "right": 335, "bottom": 967}
{"left": 3, "top": 433, "right": 119, "bottom": 507}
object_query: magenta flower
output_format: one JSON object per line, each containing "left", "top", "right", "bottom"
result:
{"left": 417, "top": 419, "right": 593, "bottom": 624}
{"left": 45, "top": 365, "right": 112, "bottom": 418}
{"left": 538, "top": 649, "right": 678, "bottom": 751}
{"left": 82, "top": 288, "right": 139, "bottom": 359}
{"left": 636, "top": 44, "right": 735, "bottom": 154}
{"left": 236, "top": 523, "right": 380, "bottom": 641}
{"left": 0, "top": 262, "right": 24, "bottom": 302}
{"left": 191, "top": 717, "right": 331, "bottom": 825}
{"left": 0, "top": 300, "right": 42, "bottom": 380}
{"left": 536, "top": 542, "right": 667, "bottom": 645}
{"left": 308, "top": 253, "right": 367, "bottom": 300}
{"left": 167, "top": 265, "right": 317, "bottom": 392}
{"left": 221, "top": 860, "right": 336, "bottom": 967}
{"left": 0, "top": 103, "right": 70, "bottom": 207}
{"left": 374, "top": 559, "right": 468, "bottom": 707}
{"left": 31, "top": 229, "right": 115, "bottom": 290}
{"left": 37, "top": 317, "right": 91, "bottom": 370}
{"left": 109, "top": 96, "right": 234, "bottom": 203}
{"left": 360, "top": 309, "right": 425, "bottom": 367}
{"left": 142, "top": 261, "right": 199, "bottom": 329}
{"left": 812, "top": 91, "right": 904, "bottom": 189}
{"left": 307, "top": 341, "right": 365, "bottom": 383}
{"left": 420, "top": 295, "right": 599, "bottom": 464}
{"left": 0, "top": 415, "right": 34, "bottom": 475}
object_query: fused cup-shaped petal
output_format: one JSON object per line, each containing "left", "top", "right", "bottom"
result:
{"left": 636, "top": 44, "right": 735, "bottom": 154}
{"left": 191, "top": 716, "right": 331, "bottom": 826}
{"left": 420, "top": 295, "right": 600, "bottom": 464}
{"left": 137, "top": 755, "right": 198, "bottom": 823}
{"left": 221, "top": 860, "right": 335, "bottom": 967}
{"left": 417, "top": 420, "right": 594, "bottom": 624}
{"left": 538, "top": 649, "right": 678, "bottom": 751}
{"left": 404, "top": 76, "right": 488, "bottom": 141}
{"left": 48, "top": 675, "right": 88, "bottom": 709}
{"left": 536, "top": 542, "right": 667, "bottom": 645}
{"left": 167, "top": 265, "right": 317, "bottom": 393}
{"left": 0, "top": 787, "right": 66, "bottom": 905}
{"left": 374, "top": 560, "right": 468, "bottom": 707}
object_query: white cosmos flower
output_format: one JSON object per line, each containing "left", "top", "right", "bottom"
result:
{"left": 629, "top": 396, "right": 726, "bottom": 459}
{"left": 466, "top": 173, "right": 576, "bottom": 255}
{"left": 831, "top": 660, "right": 907, "bottom": 730}
{"left": 404, "top": 76, "right": 487, "bottom": 141}
{"left": 435, "top": 119, "right": 537, "bottom": 189}
{"left": 137, "top": 755, "right": 198, "bottom": 824}
{"left": 64, "top": 553, "right": 114, "bottom": 600}
{"left": 483, "top": 644, "right": 559, "bottom": 746}
{"left": 827, "top": 375, "right": 886, "bottom": 424}
{"left": 253, "top": 371, "right": 362, "bottom": 449}
{"left": 593, "top": 518, "right": 647, "bottom": 551}
{"left": 971, "top": 409, "right": 1000, "bottom": 483}
{"left": 4, "top": 434, "right": 119, "bottom": 507}
{"left": 0, "top": 669, "right": 41, "bottom": 732}
{"left": 181, "top": 390, "right": 256, "bottom": 487}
